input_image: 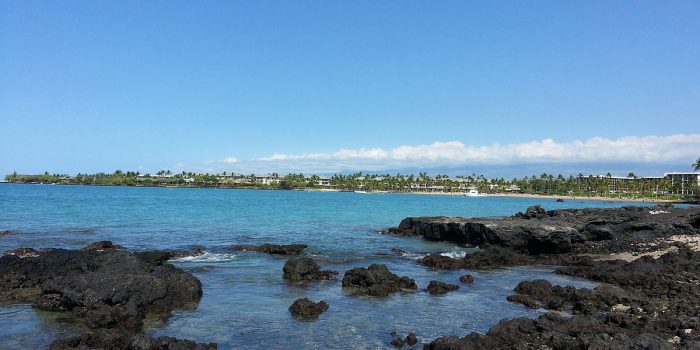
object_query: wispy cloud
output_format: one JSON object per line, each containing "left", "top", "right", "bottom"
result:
{"left": 249, "top": 134, "right": 700, "bottom": 172}
{"left": 222, "top": 157, "right": 239, "bottom": 164}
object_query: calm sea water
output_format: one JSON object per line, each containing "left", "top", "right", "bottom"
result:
{"left": 0, "top": 184, "right": 654, "bottom": 349}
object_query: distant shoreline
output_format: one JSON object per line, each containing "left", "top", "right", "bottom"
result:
{"left": 3, "top": 182, "right": 687, "bottom": 204}
{"left": 403, "top": 191, "right": 677, "bottom": 203}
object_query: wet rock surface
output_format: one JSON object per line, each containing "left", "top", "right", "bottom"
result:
{"left": 424, "top": 312, "right": 676, "bottom": 350}
{"left": 389, "top": 205, "right": 700, "bottom": 255}
{"left": 3, "top": 247, "right": 41, "bottom": 258}
{"left": 228, "top": 243, "right": 308, "bottom": 255}
{"left": 283, "top": 257, "right": 338, "bottom": 281}
{"left": 80, "top": 240, "right": 125, "bottom": 251}
{"left": 423, "top": 243, "right": 700, "bottom": 349}
{"left": 390, "top": 332, "right": 418, "bottom": 348}
{"left": 342, "top": 264, "right": 417, "bottom": 296}
{"left": 49, "top": 328, "right": 217, "bottom": 350}
{"left": 459, "top": 274, "right": 474, "bottom": 283}
{"left": 426, "top": 281, "right": 459, "bottom": 296}
{"left": 288, "top": 298, "right": 329, "bottom": 319}
{"left": 388, "top": 206, "right": 700, "bottom": 349}
{"left": 0, "top": 241, "right": 207, "bottom": 346}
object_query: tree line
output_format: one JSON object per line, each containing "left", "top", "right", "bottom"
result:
{"left": 4, "top": 169, "right": 698, "bottom": 200}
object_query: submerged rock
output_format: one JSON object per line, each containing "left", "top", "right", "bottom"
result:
{"left": 0, "top": 242, "right": 202, "bottom": 331}
{"left": 49, "top": 328, "right": 217, "bottom": 350}
{"left": 283, "top": 257, "right": 338, "bottom": 281}
{"left": 459, "top": 274, "right": 474, "bottom": 283}
{"left": 342, "top": 264, "right": 417, "bottom": 296}
{"left": 427, "top": 281, "right": 460, "bottom": 296}
{"left": 390, "top": 332, "right": 418, "bottom": 348}
{"left": 288, "top": 298, "right": 329, "bottom": 319}
{"left": 228, "top": 243, "right": 307, "bottom": 255}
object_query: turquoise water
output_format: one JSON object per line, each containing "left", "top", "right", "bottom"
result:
{"left": 0, "top": 184, "right": 652, "bottom": 349}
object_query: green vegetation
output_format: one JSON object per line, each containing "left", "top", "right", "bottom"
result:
{"left": 3, "top": 169, "right": 698, "bottom": 201}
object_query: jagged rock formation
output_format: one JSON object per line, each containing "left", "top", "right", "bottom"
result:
{"left": 283, "top": 257, "right": 338, "bottom": 281}
{"left": 342, "top": 264, "right": 417, "bottom": 296}
{"left": 388, "top": 205, "right": 700, "bottom": 255}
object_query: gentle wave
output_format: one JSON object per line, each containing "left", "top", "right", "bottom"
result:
{"left": 440, "top": 248, "right": 470, "bottom": 259}
{"left": 171, "top": 251, "right": 237, "bottom": 263}
{"left": 398, "top": 247, "right": 471, "bottom": 260}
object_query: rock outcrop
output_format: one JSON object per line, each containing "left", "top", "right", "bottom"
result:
{"left": 288, "top": 298, "right": 329, "bottom": 319}
{"left": 390, "top": 332, "right": 418, "bottom": 348}
{"left": 0, "top": 243, "right": 203, "bottom": 331}
{"left": 426, "top": 246, "right": 700, "bottom": 349}
{"left": 427, "top": 281, "right": 459, "bottom": 296}
{"left": 424, "top": 313, "right": 675, "bottom": 350}
{"left": 459, "top": 274, "right": 474, "bottom": 283}
{"left": 342, "top": 264, "right": 417, "bottom": 296}
{"left": 228, "top": 243, "right": 307, "bottom": 255}
{"left": 388, "top": 205, "right": 700, "bottom": 255}
{"left": 283, "top": 257, "right": 338, "bottom": 281}
{"left": 49, "top": 328, "right": 217, "bottom": 350}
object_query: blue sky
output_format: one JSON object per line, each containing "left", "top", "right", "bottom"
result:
{"left": 1, "top": 1, "right": 699, "bottom": 176}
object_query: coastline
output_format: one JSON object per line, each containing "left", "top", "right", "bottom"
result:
{"left": 1, "top": 182, "right": 686, "bottom": 204}
{"left": 383, "top": 189, "right": 679, "bottom": 203}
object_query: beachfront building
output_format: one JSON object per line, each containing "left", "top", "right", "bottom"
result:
{"left": 664, "top": 172, "right": 700, "bottom": 195}
{"left": 315, "top": 176, "right": 332, "bottom": 187}
{"left": 255, "top": 174, "right": 281, "bottom": 186}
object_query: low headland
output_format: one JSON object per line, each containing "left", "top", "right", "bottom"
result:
{"left": 2, "top": 204, "right": 700, "bottom": 348}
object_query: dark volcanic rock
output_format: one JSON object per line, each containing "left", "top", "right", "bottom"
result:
{"left": 49, "top": 328, "right": 217, "bottom": 350}
{"left": 81, "top": 241, "right": 125, "bottom": 251}
{"left": 424, "top": 313, "right": 675, "bottom": 350}
{"left": 3, "top": 247, "right": 40, "bottom": 258}
{"left": 419, "top": 247, "right": 531, "bottom": 270}
{"left": 429, "top": 248, "right": 700, "bottom": 349}
{"left": 283, "top": 257, "right": 338, "bottom": 281}
{"left": 459, "top": 274, "right": 474, "bottom": 283}
{"left": 228, "top": 243, "right": 307, "bottom": 255}
{"left": 427, "top": 280, "right": 459, "bottom": 296}
{"left": 131, "top": 245, "right": 205, "bottom": 266}
{"left": 406, "top": 332, "right": 418, "bottom": 345}
{"left": 516, "top": 205, "right": 547, "bottom": 219}
{"left": 288, "top": 298, "right": 329, "bottom": 319}
{"left": 342, "top": 264, "right": 417, "bottom": 296}
{"left": 389, "top": 205, "right": 700, "bottom": 255}
{"left": 0, "top": 243, "right": 202, "bottom": 331}
{"left": 391, "top": 247, "right": 407, "bottom": 255}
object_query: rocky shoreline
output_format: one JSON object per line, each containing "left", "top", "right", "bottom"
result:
{"left": 387, "top": 204, "right": 700, "bottom": 349}
{"left": 2, "top": 204, "right": 700, "bottom": 349}
{"left": 0, "top": 242, "right": 215, "bottom": 349}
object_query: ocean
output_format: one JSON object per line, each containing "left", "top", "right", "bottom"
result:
{"left": 0, "top": 184, "right": 652, "bottom": 349}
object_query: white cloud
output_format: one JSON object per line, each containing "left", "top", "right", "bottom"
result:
{"left": 253, "top": 134, "right": 700, "bottom": 172}
{"left": 222, "top": 157, "right": 239, "bottom": 164}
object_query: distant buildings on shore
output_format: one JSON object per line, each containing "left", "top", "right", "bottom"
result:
{"left": 601, "top": 172, "right": 700, "bottom": 195}
{"left": 4, "top": 170, "right": 699, "bottom": 197}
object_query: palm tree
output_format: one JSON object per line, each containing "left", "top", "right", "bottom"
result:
{"left": 694, "top": 157, "right": 700, "bottom": 171}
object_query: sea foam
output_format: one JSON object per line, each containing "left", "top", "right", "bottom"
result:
{"left": 171, "top": 251, "right": 237, "bottom": 263}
